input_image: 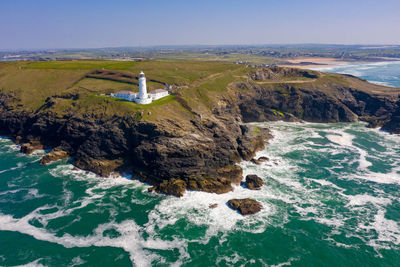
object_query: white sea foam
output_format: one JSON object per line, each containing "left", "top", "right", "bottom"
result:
{"left": 326, "top": 133, "right": 353, "bottom": 146}
{"left": 345, "top": 194, "right": 392, "bottom": 207}
{"left": 270, "top": 257, "right": 299, "bottom": 267}
{"left": 70, "top": 256, "right": 86, "bottom": 267}
{"left": 147, "top": 186, "right": 276, "bottom": 237}
{"left": 215, "top": 253, "right": 248, "bottom": 265}
{"left": 0, "top": 210, "right": 187, "bottom": 267}
{"left": 12, "top": 259, "right": 47, "bottom": 267}
{"left": 358, "top": 209, "right": 400, "bottom": 249}
{"left": 369, "top": 80, "right": 392, "bottom": 87}
{"left": 326, "top": 129, "right": 373, "bottom": 169}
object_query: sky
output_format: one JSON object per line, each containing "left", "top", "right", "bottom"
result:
{"left": 1, "top": 0, "right": 400, "bottom": 50}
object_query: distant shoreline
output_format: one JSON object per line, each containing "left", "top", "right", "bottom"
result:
{"left": 277, "top": 56, "right": 400, "bottom": 69}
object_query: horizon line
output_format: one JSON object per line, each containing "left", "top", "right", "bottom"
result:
{"left": 1, "top": 43, "right": 400, "bottom": 52}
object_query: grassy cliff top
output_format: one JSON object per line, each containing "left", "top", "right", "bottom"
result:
{"left": 0, "top": 60, "right": 398, "bottom": 122}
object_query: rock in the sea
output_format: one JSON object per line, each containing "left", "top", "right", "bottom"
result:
{"left": 40, "top": 149, "right": 69, "bottom": 165}
{"left": 244, "top": 174, "right": 264, "bottom": 190}
{"left": 20, "top": 142, "right": 43, "bottom": 154}
{"left": 250, "top": 156, "right": 269, "bottom": 165}
{"left": 155, "top": 179, "right": 187, "bottom": 197}
{"left": 227, "top": 198, "right": 262, "bottom": 215}
{"left": 209, "top": 203, "right": 218, "bottom": 209}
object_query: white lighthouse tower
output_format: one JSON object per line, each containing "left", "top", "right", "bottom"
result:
{"left": 135, "top": 71, "right": 152, "bottom": 104}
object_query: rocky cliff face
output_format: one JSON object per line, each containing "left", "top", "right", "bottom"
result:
{"left": 0, "top": 91, "right": 271, "bottom": 196}
{"left": 237, "top": 69, "right": 399, "bottom": 130}
{"left": 0, "top": 67, "right": 399, "bottom": 196}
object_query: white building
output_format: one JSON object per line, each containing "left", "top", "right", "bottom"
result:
{"left": 149, "top": 89, "right": 169, "bottom": 100}
{"left": 110, "top": 71, "right": 169, "bottom": 104}
{"left": 110, "top": 91, "right": 137, "bottom": 101}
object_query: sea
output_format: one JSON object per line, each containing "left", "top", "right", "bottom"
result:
{"left": 0, "top": 62, "right": 400, "bottom": 266}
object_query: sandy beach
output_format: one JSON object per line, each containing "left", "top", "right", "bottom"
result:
{"left": 278, "top": 57, "right": 351, "bottom": 69}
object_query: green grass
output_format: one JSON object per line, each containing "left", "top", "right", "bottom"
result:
{"left": 271, "top": 109, "right": 285, "bottom": 117}
{"left": 2, "top": 59, "right": 393, "bottom": 123}
{"left": 252, "top": 126, "right": 261, "bottom": 135}
{"left": 25, "top": 60, "right": 138, "bottom": 70}
{"left": 22, "top": 60, "right": 241, "bottom": 86}
{"left": 180, "top": 66, "right": 248, "bottom": 111}
{"left": 71, "top": 78, "right": 139, "bottom": 95}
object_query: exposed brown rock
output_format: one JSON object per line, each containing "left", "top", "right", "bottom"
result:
{"left": 187, "top": 177, "right": 233, "bottom": 194}
{"left": 40, "top": 149, "right": 69, "bottom": 164}
{"left": 249, "top": 67, "right": 319, "bottom": 81}
{"left": 216, "top": 165, "right": 243, "bottom": 185}
{"left": 250, "top": 156, "right": 269, "bottom": 165}
{"left": 14, "top": 136, "right": 22, "bottom": 144}
{"left": 74, "top": 158, "right": 125, "bottom": 177}
{"left": 209, "top": 203, "right": 218, "bottom": 209}
{"left": 227, "top": 198, "right": 263, "bottom": 215}
{"left": 20, "top": 142, "right": 43, "bottom": 154}
{"left": 244, "top": 174, "right": 264, "bottom": 190}
{"left": 155, "top": 179, "right": 187, "bottom": 197}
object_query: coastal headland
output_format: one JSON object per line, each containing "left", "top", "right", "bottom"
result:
{"left": 0, "top": 60, "right": 399, "bottom": 197}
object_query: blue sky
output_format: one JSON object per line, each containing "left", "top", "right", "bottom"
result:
{"left": 1, "top": 0, "right": 399, "bottom": 49}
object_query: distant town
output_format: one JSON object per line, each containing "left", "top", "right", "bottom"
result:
{"left": 2, "top": 44, "right": 400, "bottom": 66}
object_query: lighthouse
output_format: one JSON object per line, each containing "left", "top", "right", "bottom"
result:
{"left": 135, "top": 71, "right": 152, "bottom": 104}
{"left": 138, "top": 71, "right": 147, "bottom": 99}
{"left": 111, "top": 71, "right": 169, "bottom": 104}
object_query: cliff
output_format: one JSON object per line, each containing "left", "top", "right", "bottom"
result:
{"left": 0, "top": 61, "right": 399, "bottom": 196}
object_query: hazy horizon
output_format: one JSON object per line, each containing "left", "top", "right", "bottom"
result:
{"left": 1, "top": 0, "right": 400, "bottom": 50}
{"left": 2, "top": 43, "right": 400, "bottom": 52}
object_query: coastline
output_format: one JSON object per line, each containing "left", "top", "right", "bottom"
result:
{"left": 277, "top": 56, "right": 400, "bottom": 70}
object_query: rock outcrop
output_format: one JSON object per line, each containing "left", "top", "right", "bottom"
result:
{"left": 251, "top": 156, "right": 269, "bottom": 165}
{"left": 0, "top": 66, "right": 399, "bottom": 196}
{"left": 244, "top": 174, "right": 264, "bottom": 190}
{"left": 40, "top": 149, "right": 69, "bottom": 165}
{"left": 227, "top": 198, "right": 263, "bottom": 215}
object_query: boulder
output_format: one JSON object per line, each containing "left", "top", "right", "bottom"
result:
{"left": 227, "top": 198, "right": 262, "bottom": 215}
{"left": 209, "top": 203, "right": 218, "bottom": 209}
{"left": 250, "top": 156, "right": 269, "bottom": 165}
{"left": 20, "top": 142, "right": 43, "bottom": 154}
{"left": 245, "top": 174, "right": 264, "bottom": 190}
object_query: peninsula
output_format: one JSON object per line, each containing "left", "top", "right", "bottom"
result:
{"left": 0, "top": 60, "right": 399, "bottom": 197}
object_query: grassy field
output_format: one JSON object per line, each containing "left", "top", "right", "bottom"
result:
{"left": 23, "top": 60, "right": 240, "bottom": 85}
{"left": 0, "top": 60, "right": 245, "bottom": 120}
{"left": 2, "top": 59, "right": 395, "bottom": 122}
{"left": 25, "top": 60, "right": 138, "bottom": 70}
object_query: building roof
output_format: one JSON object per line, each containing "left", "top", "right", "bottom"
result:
{"left": 150, "top": 89, "right": 168, "bottom": 94}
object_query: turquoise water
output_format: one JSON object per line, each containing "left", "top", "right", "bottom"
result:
{"left": 1, "top": 123, "right": 399, "bottom": 266}
{"left": 312, "top": 61, "right": 400, "bottom": 87}
{"left": 1, "top": 63, "right": 400, "bottom": 266}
